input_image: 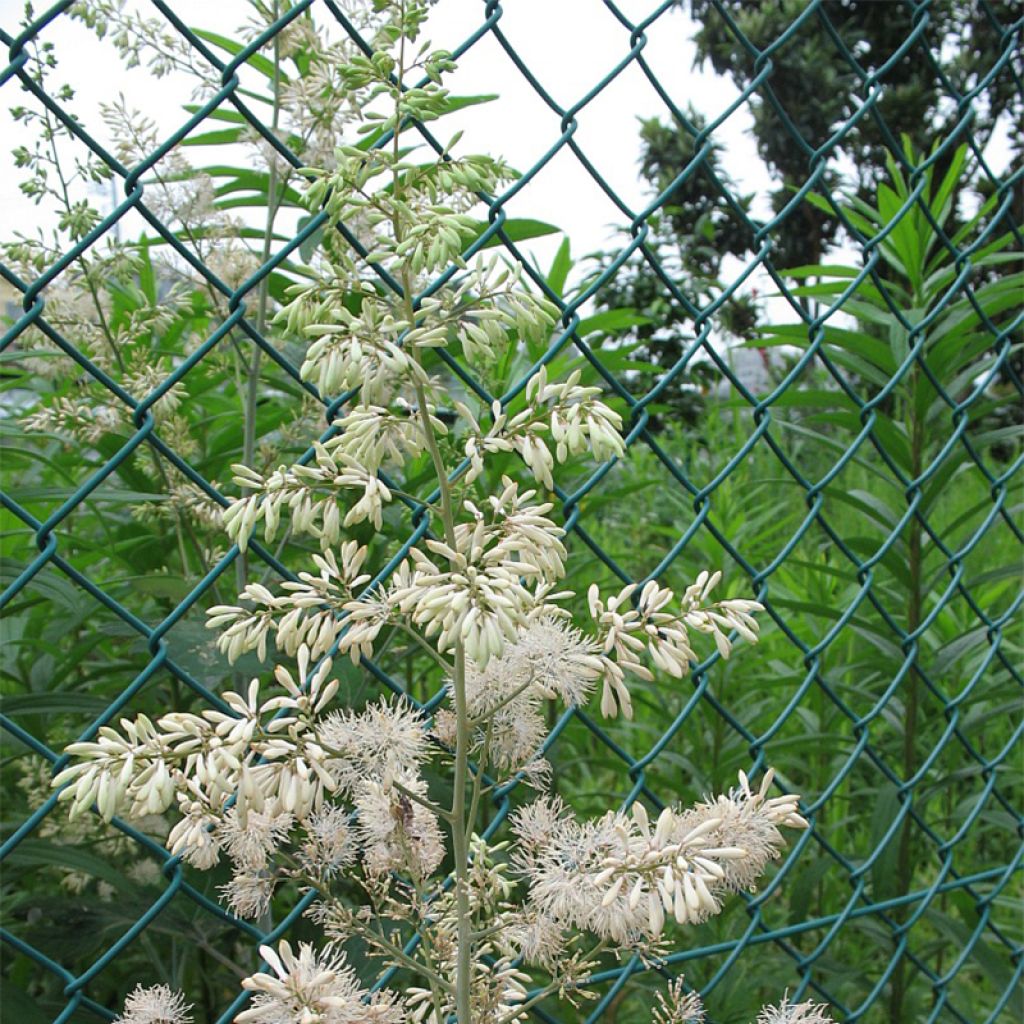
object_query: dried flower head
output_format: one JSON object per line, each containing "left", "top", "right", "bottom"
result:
{"left": 653, "top": 978, "right": 706, "bottom": 1024}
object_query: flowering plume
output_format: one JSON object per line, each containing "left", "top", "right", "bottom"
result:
{"left": 55, "top": 2, "right": 831, "bottom": 1022}
{"left": 511, "top": 769, "right": 807, "bottom": 943}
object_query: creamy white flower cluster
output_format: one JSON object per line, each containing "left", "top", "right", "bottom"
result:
{"left": 65, "top": 1, "right": 835, "bottom": 1020}
{"left": 304, "top": 143, "right": 516, "bottom": 278}
{"left": 509, "top": 768, "right": 807, "bottom": 950}
{"left": 460, "top": 365, "right": 627, "bottom": 490}
{"left": 291, "top": 140, "right": 552, "bottom": 393}
{"left": 51, "top": 645, "right": 445, "bottom": 914}
{"left": 212, "top": 471, "right": 763, "bottom": 726}
{"left": 416, "top": 256, "right": 554, "bottom": 368}
{"left": 222, "top": 444, "right": 394, "bottom": 553}
{"left": 117, "top": 972, "right": 835, "bottom": 1024}
{"left": 589, "top": 570, "right": 764, "bottom": 718}
{"left": 239, "top": 940, "right": 406, "bottom": 1024}
{"left": 218, "top": 347, "right": 626, "bottom": 557}
{"left": 208, "top": 542, "right": 371, "bottom": 662}
{"left": 117, "top": 941, "right": 411, "bottom": 1024}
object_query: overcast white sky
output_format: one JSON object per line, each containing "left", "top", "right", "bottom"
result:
{"left": 0, "top": 0, "right": 773, "bottom": 279}
{"left": 0, "top": 0, "right": 1013, "bottom": 308}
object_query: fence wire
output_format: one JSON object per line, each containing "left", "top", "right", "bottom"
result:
{"left": 1, "top": 1, "right": 1022, "bottom": 1023}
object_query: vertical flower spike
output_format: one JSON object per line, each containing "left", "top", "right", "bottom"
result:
{"left": 46, "top": 3, "right": 832, "bottom": 1022}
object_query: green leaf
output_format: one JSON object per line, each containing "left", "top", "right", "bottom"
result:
{"left": 200, "top": 165, "right": 304, "bottom": 206}
{"left": 827, "top": 488, "right": 901, "bottom": 531}
{"left": 929, "top": 894, "right": 1015, "bottom": 991}
{"left": 470, "top": 217, "right": 561, "bottom": 249}
{"left": 298, "top": 214, "right": 325, "bottom": 263}
{"left": 928, "top": 144, "right": 968, "bottom": 231}
{"left": 180, "top": 126, "right": 247, "bottom": 147}
{"left": 354, "top": 93, "right": 499, "bottom": 151}
{"left": 0, "top": 565, "right": 87, "bottom": 615}
{"left": 7, "top": 839, "right": 146, "bottom": 892}
{"left": 754, "top": 387, "right": 847, "bottom": 409}
{"left": 190, "top": 28, "right": 285, "bottom": 83}
{"left": 181, "top": 105, "right": 250, "bottom": 124}
{"left": 757, "top": 322, "right": 897, "bottom": 375}
{"left": 868, "top": 782, "right": 904, "bottom": 900}
{"left": 922, "top": 245, "right": 1020, "bottom": 299}
{"left": 439, "top": 93, "right": 499, "bottom": 115}
{"left": 0, "top": 693, "right": 112, "bottom": 717}
{"left": 575, "top": 309, "right": 652, "bottom": 335}
{"left": 546, "top": 237, "right": 572, "bottom": 296}
{"left": 0, "top": 982, "right": 50, "bottom": 1024}
{"left": 779, "top": 264, "right": 860, "bottom": 280}
{"left": 876, "top": 182, "right": 922, "bottom": 292}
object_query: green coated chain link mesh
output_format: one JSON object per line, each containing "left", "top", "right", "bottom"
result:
{"left": 1, "top": 1, "right": 1021, "bottom": 1022}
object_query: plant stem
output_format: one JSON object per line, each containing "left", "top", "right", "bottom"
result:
{"left": 238, "top": 0, "right": 284, "bottom": 597}
{"left": 397, "top": 620, "right": 456, "bottom": 675}
{"left": 465, "top": 718, "right": 493, "bottom": 841}
{"left": 889, "top": 364, "right": 925, "bottom": 1023}
{"left": 409, "top": 346, "right": 473, "bottom": 1021}
{"left": 384, "top": 8, "right": 473, "bottom": 1014}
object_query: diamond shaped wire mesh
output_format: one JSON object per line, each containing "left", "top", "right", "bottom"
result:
{"left": 1, "top": 1, "right": 1022, "bottom": 1022}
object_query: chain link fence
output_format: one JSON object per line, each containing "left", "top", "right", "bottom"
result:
{"left": 1, "top": 1, "right": 1021, "bottom": 1022}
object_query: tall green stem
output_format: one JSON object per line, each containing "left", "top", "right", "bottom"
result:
{"left": 238, "top": 0, "right": 284, "bottom": 595}
{"left": 409, "top": 343, "right": 472, "bottom": 1023}
{"left": 386, "top": 8, "right": 472, "bottom": 1011}
{"left": 889, "top": 363, "right": 925, "bottom": 1022}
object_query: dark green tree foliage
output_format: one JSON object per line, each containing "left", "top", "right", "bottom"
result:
{"left": 593, "top": 0, "right": 1022, "bottom": 418}
{"left": 689, "top": 0, "right": 1023, "bottom": 268}
{"left": 590, "top": 108, "right": 761, "bottom": 424}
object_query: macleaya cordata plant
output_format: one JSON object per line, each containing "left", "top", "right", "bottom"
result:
{"left": 53, "top": 3, "right": 831, "bottom": 1022}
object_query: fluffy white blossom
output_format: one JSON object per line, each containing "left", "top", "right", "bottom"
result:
{"left": 354, "top": 774, "right": 445, "bottom": 881}
{"left": 220, "top": 869, "right": 277, "bottom": 921}
{"left": 298, "top": 805, "right": 358, "bottom": 882}
{"left": 512, "top": 770, "right": 807, "bottom": 942}
{"left": 488, "top": 693, "right": 549, "bottom": 779}
{"left": 462, "top": 615, "right": 604, "bottom": 718}
{"left": 317, "top": 697, "right": 427, "bottom": 793}
{"left": 238, "top": 940, "right": 406, "bottom": 1023}
{"left": 114, "top": 984, "right": 192, "bottom": 1024}
{"left": 494, "top": 908, "right": 567, "bottom": 971}
{"left": 217, "top": 808, "right": 294, "bottom": 869}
